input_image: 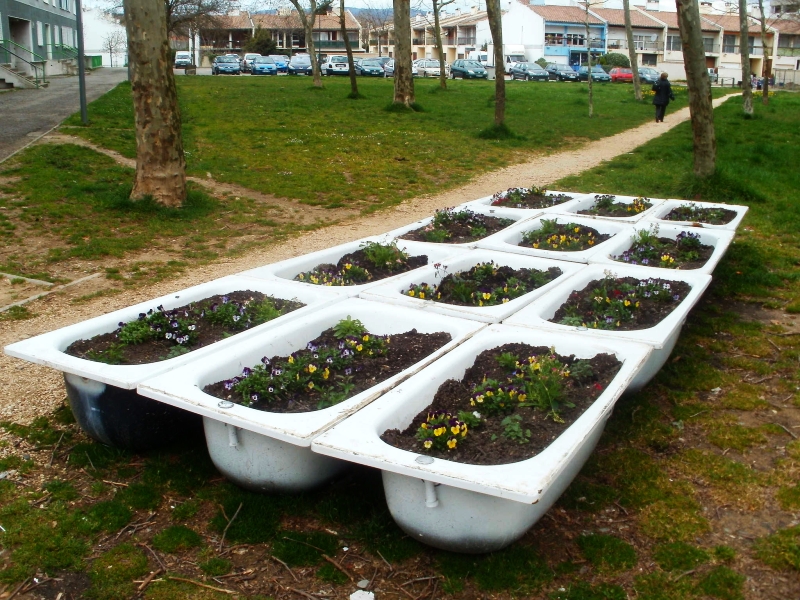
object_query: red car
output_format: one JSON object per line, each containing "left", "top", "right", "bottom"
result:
{"left": 609, "top": 67, "right": 633, "bottom": 82}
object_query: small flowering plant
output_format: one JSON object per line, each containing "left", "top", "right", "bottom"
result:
{"left": 295, "top": 241, "right": 421, "bottom": 286}
{"left": 404, "top": 261, "right": 562, "bottom": 307}
{"left": 400, "top": 208, "right": 514, "bottom": 244}
{"left": 578, "top": 194, "right": 652, "bottom": 218}
{"left": 520, "top": 220, "right": 611, "bottom": 251}
{"left": 490, "top": 187, "right": 573, "bottom": 209}
{"left": 69, "top": 292, "right": 303, "bottom": 365}
{"left": 416, "top": 411, "right": 469, "bottom": 451}
{"left": 411, "top": 347, "right": 605, "bottom": 456}
{"left": 554, "top": 273, "right": 690, "bottom": 330}
{"left": 663, "top": 203, "right": 737, "bottom": 225}
{"left": 221, "top": 317, "right": 389, "bottom": 410}
{"left": 206, "top": 316, "right": 453, "bottom": 413}
{"left": 614, "top": 226, "right": 709, "bottom": 269}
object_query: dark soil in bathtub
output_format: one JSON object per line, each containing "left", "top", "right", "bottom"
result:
{"left": 663, "top": 205, "right": 737, "bottom": 225}
{"left": 405, "top": 263, "right": 562, "bottom": 307}
{"left": 399, "top": 208, "right": 514, "bottom": 244}
{"left": 551, "top": 275, "right": 692, "bottom": 331}
{"left": 204, "top": 325, "right": 452, "bottom": 413}
{"left": 381, "top": 343, "right": 621, "bottom": 466}
{"left": 577, "top": 194, "right": 652, "bottom": 218}
{"left": 519, "top": 220, "right": 612, "bottom": 251}
{"left": 294, "top": 242, "right": 428, "bottom": 286}
{"left": 65, "top": 291, "right": 304, "bottom": 365}
{"left": 490, "top": 187, "right": 574, "bottom": 209}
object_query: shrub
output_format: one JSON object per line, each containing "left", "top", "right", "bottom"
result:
{"left": 599, "top": 52, "right": 630, "bottom": 68}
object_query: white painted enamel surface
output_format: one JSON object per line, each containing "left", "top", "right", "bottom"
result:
{"left": 379, "top": 205, "right": 531, "bottom": 250}
{"left": 204, "top": 418, "right": 349, "bottom": 492}
{"left": 645, "top": 199, "right": 749, "bottom": 232}
{"left": 504, "top": 264, "right": 712, "bottom": 390}
{"left": 475, "top": 214, "right": 633, "bottom": 264}
{"left": 589, "top": 223, "right": 735, "bottom": 275}
{"left": 241, "top": 238, "right": 463, "bottom": 296}
{"left": 312, "top": 325, "right": 651, "bottom": 505}
{"left": 358, "top": 249, "right": 586, "bottom": 323}
{"left": 138, "top": 299, "right": 485, "bottom": 446}
{"left": 554, "top": 193, "right": 665, "bottom": 223}
{"left": 3, "top": 276, "right": 343, "bottom": 389}
{"left": 461, "top": 189, "right": 592, "bottom": 215}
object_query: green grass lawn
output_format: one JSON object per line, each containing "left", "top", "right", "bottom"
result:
{"left": 61, "top": 77, "right": 726, "bottom": 210}
{"left": 1, "top": 89, "right": 799, "bottom": 600}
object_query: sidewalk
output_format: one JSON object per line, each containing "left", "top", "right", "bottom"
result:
{"left": 0, "top": 68, "right": 129, "bottom": 163}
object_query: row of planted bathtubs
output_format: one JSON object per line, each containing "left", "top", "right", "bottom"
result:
{"left": 5, "top": 188, "right": 748, "bottom": 554}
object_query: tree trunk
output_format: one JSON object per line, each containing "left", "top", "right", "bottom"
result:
{"left": 305, "top": 20, "right": 322, "bottom": 87}
{"left": 676, "top": 0, "right": 716, "bottom": 177}
{"left": 433, "top": 0, "right": 447, "bottom": 90}
{"left": 585, "top": 9, "right": 594, "bottom": 118}
{"left": 623, "top": 0, "right": 642, "bottom": 101}
{"left": 486, "top": 0, "right": 505, "bottom": 126}
{"left": 738, "top": 0, "right": 753, "bottom": 115}
{"left": 123, "top": 0, "right": 186, "bottom": 207}
{"left": 339, "top": 0, "right": 359, "bottom": 96}
{"left": 758, "top": 0, "right": 771, "bottom": 104}
{"left": 392, "top": 0, "right": 415, "bottom": 107}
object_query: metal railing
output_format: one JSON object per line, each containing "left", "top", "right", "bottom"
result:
{"left": 456, "top": 37, "right": 476, "bottom": 45}
{"left": 0, "top": 39, "right": 47, "bottom": 87}
{"left": 606, "top": 39, "right": 662, "bottom": 51}
{"left": 721, "top": 45, "right": 763, "bottom": 55}
{"left": 777, "top": 47, "right": 800, "bottom": 56}
{"left": 50, "top": 43, "right": 79, "bottom": 60}
{"left": 314, "top": 40, "right": 350, "bottom": 49}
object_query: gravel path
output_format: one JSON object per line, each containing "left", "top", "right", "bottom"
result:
{"left": 0, "top": 93, "right": 738, "bottom": 424}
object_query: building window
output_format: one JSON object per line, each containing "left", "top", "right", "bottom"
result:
{"left": 666, "top": 35, "right": 682, "bottom": 52}
{"left": 642, "top": 54, "right": 657, "bottom": 65}
{"left": 37, "top": 22, "right": 44, "bottom": 46}
{"left": 723, "top": 34, "right": 736, "bottom": 53}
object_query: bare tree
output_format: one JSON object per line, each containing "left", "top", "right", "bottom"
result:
{"left": 359, "top": 2, "right": 393, "bottom": 55}
{"left": 102, "top": 30, "right": 126, "bottom": 67}
{"left": 392, "top": 0, "right": 415, "bottom": 107}
{"left": 583, "top": 0, "right": 601, "bottom": 117}
{"left": 676, "top": 0, "right": 716, "bottom": 177}
{"left": 432, "top": 0, "right": 455, "bottom": 90}
{"left": 739, "top": 0, "right": 753, "bottom": 114}
{"left": 485, "top": 0, "right": 505, "bottom": 126}
{"left": 339, "top": 0, "right": 360, "bottom": 97}
{"left": 623, "top": 0, "right": 642, "bottom": 101}
{"left": 166, "top": 0, "right": 233, "bottom": 34}
{"left": 123, "top": 0, "right": 187, "bottom": 206}
{"left": 286, "top": 0, "right": 330, "bottom": 87}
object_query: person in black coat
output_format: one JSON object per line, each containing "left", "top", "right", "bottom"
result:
{"left": 652, "top": 72, "right": 675, "bottom": 123}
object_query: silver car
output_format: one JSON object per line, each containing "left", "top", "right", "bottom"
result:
{"left": 417, "top": 59, "right": 447, "bottom": 78}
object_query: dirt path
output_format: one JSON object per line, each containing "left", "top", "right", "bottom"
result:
{"left": 0, "top": 93, "right": 738, "bottom": 424}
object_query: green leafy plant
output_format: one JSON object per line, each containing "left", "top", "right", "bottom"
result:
{"left": 500, "top": 414, "right": 531, "bottom": 444}
{"left": 581, "top": 194, "right": 651, "bottom": 217}
{"left": 521, "top": 220, "right": 606, "bottom": 251}
{"left": 416, "top": 411, "right": 469, "bottom": 451}
{"left": 491, "top": 187, "right": 573, "bottom": 208}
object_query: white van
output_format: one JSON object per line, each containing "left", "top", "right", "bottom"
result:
{"left": 467, "top": 51, "right": 489, "bottom": 65}
{"left": 174, "top": 51, "right": 192, "bottom": 67}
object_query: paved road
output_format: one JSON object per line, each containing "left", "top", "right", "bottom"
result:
{"left": 0, "top": 68, "right": 129, "bottom": 163}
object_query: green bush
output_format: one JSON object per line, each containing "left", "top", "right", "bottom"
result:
{"left": 599, "top": 52, "right": 630, "bottom": 68}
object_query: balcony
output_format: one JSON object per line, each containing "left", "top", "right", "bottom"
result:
{"left": 704, "top": 43, "right": 720, "bottom": 53}
{"left": 544, "top": 38, "right": 605, "bottom": 50}
{"left": 314, "top": 40, "right": 351, "bottom": 49}
{"left": 778, "top": 47, "right": 800, "bottom": 56}
{"left": 605, "top": 39, "right": 662, "bottom": 51}
{"left": 456, "top": 37, "right": 476, "bottom": 45}
{"left": 721, "top": 45, "right": 763, "bottom": 55}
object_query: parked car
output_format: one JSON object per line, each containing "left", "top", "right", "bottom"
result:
{"left": 269, "top": 55, "right": 290, "bottom": 73}
{"left": 417, "top": 59, "right": 446, "bottom": 78}
{"left": 356, "top": 58, "right": 385, "bottom": 77}
{"left": 508, "top": 62, "right": 548, "bottom": 81}
{"left": 212, "top": 55, "right": 241, "bottom": 75}
{"left": 578, "top": 65, "right": 611, "bottom": 82}
{"left": 383, "top": 60, "right": 418, "bottom": 78}
{"left": 545, "top": 63, "right": 579, "bottom": 82}
{"left": 321, "top": 55, "right": 350, "bottom": 76}
{"left": 288, "top": 54, "right": 313, "bottom": 75}
{"left": 174, "top": 51, "right": 192, "bottom": 68}
{"left": 609, "top": 67, "right": 634, "bottom": 82}
{"left": 251, "top": 56, "right": 278, "bottom": 75}
{"left": 448, "top": 59, "right": 489, "bottom": 79}
{"left": 241, "top": 53, "right": 261, "bottom": 72}
{"left": 638, "top": 67, "right": 660, "bottom": 84}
